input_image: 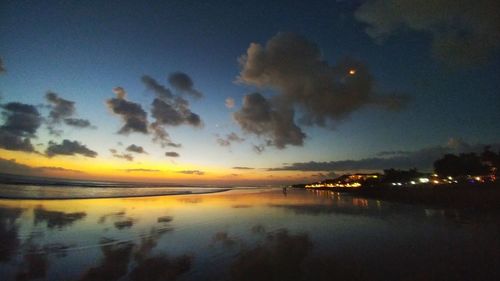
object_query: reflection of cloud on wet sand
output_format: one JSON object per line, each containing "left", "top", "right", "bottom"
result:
{"left": 176, "top": 197, "right": 203, "bottom": 204}
{"left": 80, "top": 226, "right": 190, "bottom": 281}
{"left": 97, "top": 211, "right": 125, "bottom": 224}
{"left": 212, "top": 231, "right": 238, "bottom": 248}
{"left": 0, "top": 206, "right": 23, "bottom": 262}
{"left": 33, "top": 206, "right": 86, "bottom": 229}
{"left": 16, "top": 245, "right": 49, "bottom": 281}
{"left": 230, "top": 229, "right": 312, "bottom": 281}
{"left": 114, "top": 218, "right": 135, "bottom": 230}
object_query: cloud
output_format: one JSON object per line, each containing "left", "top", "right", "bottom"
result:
{"left": 106, "top": 87, "right": 149, "bottom": 134}
{"left": 123, "top": 169, "right": 161, "bottom": 173}
{"left": 141, "top": 75, "right": 203, "bottom": 147}
{"left": 177, "top": 170, "right": 204, "bottom": 175}
{"left": 126, "top": 144, "right": 147, "bottom": 154}
{"left": 46, "top": 139, "right": 97, "bottom": 158}
{"left": 110, "top": 149, "right": 134, "bottom": 161}
{"left": 165, "top": 152, "right": 179, "bottom": 157}
{"left": 269, "top": 138, "right": 500, "bottom": 172}
{"left": 232, "top": 166, "right": 254, "bottom": 170}
{"left": 216, "top": 132, "right": 245, "bottom": 147}
{"left": 141, "top": 75, "right": 173, "bottom": 100}
{"left": 0, "top": 57, "right": 5, "bottom": 73}
{"left": 168, "top": 72, "right": 203, "bottom": 98}
{"left": 225, "top": 97, "right": 235, "bottom": 109}
{"left": 0, "top": 102, "right": 42, "bottom": 152}
{"left": 63, "top": 118, "right": 92, "bottom": 128}
{"left": 0, "top": 157, "right": 84, "bottom": 176}
{"left": 234, "top": 93, "right": 306, "bottom": 148}
{"left": 235, "top": 33, "right": 408, "bottom": 148}
{"left": 34, "top": 207, "right": 86, "bottom": 229}
{"left": 354, "top": 0, "right": 500, "bottom": 66}
{"left": 252, "top": 144, "right": 265, "bottom": 154}
{"left": 45, "top": 92, "right": 93, "bottom": 133}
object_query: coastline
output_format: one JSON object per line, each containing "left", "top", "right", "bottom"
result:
{"left": 302, "top": 183, "right": 500, "bottom": 210}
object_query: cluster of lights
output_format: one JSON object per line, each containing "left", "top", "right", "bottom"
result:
{"left": 305, "top": 182, "right": 362, "bottom": 189}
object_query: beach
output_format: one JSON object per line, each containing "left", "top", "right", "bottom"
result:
{"left": 1, "top": 187, "right": 499, "bottom": 280}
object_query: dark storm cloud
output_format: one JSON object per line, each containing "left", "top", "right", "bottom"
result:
{"left": 355, "top": 0, "right": 500, "bottom": 66}
{"left": 110, "top": 149, "right": 134, "bottom": 161}
{"left": 141, "top": 75, "right": 203, "bottom": 148}
{"left": 235, "top": 33, "right": 407, "bottom": 148}
{"left": 126, "top": 144, "right": 147, "bottom": 154}
{"left": 215, "top": 132, "right": 245, "bottom": 147}
{"left": 232, "top": 166, "right": 254, "bottom": 170}
{"left": 177, "top": 170, "right": 204, "bottom": 175}
{"left": 165, "top": 152, "right": 179, "bottom": 157}
{"left": 0, "top": 102, "right": 42, "bottom": 152}
{"left": 168, "top": 72, "right": 203, "bottom": 99}
{"left": 46, "top": 139, "right": 97, "bottom": 158}
{"left": 269, "top": 139, "right": 500, "bottom": 172}
{"left": 106, "top": 87, "right": 149, "bottom": 134}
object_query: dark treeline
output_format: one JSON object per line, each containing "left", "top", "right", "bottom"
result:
{"left": 434, "top": 146, "right": 499, "bottom": 177}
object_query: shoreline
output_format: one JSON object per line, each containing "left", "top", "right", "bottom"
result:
{"left": 302, "top": 183, "right": 500, "bottom": 210}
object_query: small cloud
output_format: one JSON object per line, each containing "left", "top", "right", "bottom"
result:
{"left": 165, "top": 152, "right": 180, "bottom": 157}
{"left": 253, "top": 144, "right": 265, "bottom": 154}
{"left": 123, "top": 168, "right": 161, "bottom": 172}
{"left": 126, "top": 144, "right": 147, "bottom": 154}
{"left": 168, "top": 72, "right": 203, "bottom": 98}
{"left": 232, "top": 166, "right": 254, "bottom": 170}
{"left": 110, "top": 149, "right": 134, "bottom": 161}
{"left": 63, "top": 118, "right": 93, "bottom": 128}
{"left": 177, "top": 170, "right": 204, "bottom": 176}
{"left": 106, "top": 87, "right": 148, "bottom": 134}
{"left": 225, "top": 97, "right": 235, "bottom": 109}
{"left": 216, "top": 132, "right": 245, "bottom": 147}
{"left": 46, "top": 139, "right": 97, "bottom": 158}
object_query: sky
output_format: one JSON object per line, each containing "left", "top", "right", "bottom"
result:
{"left": 1, "top": 0, "right": 499, "bottom": 185}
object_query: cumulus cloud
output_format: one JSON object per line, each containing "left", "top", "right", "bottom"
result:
{"left": 165, "top": 152, "right": 180, "bottom": 157}
{"left": 45, "top": 92, "right": 93, "bottom": 134}
{"left": 141, "top": 75, "right": 203, "bottom": 148}
{"left": 168, "top": 72, "right": 203, "bottom": 99}
{"left": 216, "top": 132, "right": 245, "bottom": 147}
{"left": 235, "top": 33, "right": 407, "bottom": 149}
{"left": 234, "top": 93, "right": 305, "bottom": 148}
{"left": 126, "top": 144, "right": 147, "bottom": 154}
{"left": 225, "top": 97, "right": 235, "bottom": 109}
{"left": 0, "top": 102, "right": 42, "bottom": 152}
{"left": 269, "top": 138, "right": 500, "bottom": 172}
{"left": 354, "top": 0, "right": 500, "bottom": 66}
{"left": 177, "top": 170, "right": 204, "bottom": 175}
{"left": 106, "top": 87, "right": 148, "bottom": 134}
{"left": 110, "top": 149, "right": 134, "bottom": 161}
{"left": 46, "top": 139, "right": 97, "bottom": 158}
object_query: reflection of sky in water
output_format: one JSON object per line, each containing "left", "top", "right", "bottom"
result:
{"left": 1, "top": 188, "right": 499, "bottom": 280}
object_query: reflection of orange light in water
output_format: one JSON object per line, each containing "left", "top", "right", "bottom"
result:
{"left": 352, "top": 198, "right": 368, "bottom": 207}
